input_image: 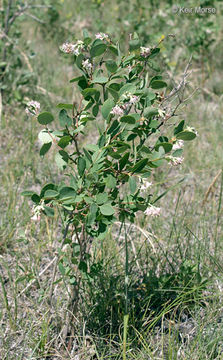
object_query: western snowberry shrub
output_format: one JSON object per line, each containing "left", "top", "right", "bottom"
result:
{"left": 22, "top": 32, "right": 197, "bottom": 305}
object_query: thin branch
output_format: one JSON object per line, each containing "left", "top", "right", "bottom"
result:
{"left": 8, "top": 4, "right": 52, "bottom": 27}
{"left": 4, "top": 0, "right": 13, "bottom": 35}
{"left": 24, "top": 12, "right": 45, "bottom": 24}
{"left": 18, "top": 256, "right": 57, "bottom": 297}
{"left": 163, "top": 56, "right": 192, "bottom": 103}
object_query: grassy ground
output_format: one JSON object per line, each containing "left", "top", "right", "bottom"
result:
{"left": 0, "top": 1, "right": 223, "bottom": 359}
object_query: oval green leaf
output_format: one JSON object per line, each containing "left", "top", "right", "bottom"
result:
{"left": 37, "top": 112, "right": 54, "bottom": 125}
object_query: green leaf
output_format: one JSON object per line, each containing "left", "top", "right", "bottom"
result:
{"left": 149, "top": 48, "right": 160, "bottom": 59}
{"left": 58, "top": 136, "right": 71, "bottom": 149}
{"left": 120, "top": 115, "right": 136, "bottom": 124}
{"left": 144, "top": 107, "right": 159, "bottom": 119}
{"left": 31, "top": 193, "right": 40, "bottom": 204}
{"left": 155, "top": 142, "right": 173, "bottom": 153}
{"left": 40, "top": 142, "right": 52, "bottom": 156}
{"left": 119, "top": 84, "right": 136, "bottom": 96}
{"left": 145, "top": 91, "right": 156, "bottom": 101}
{"left": 129, "top": 39, "right": 141, "bottom": 51}
{"left": 59, "top": 109, "right": 72, "bottom": 127}
{"left": 92, "top": 76, "right": 108, "bottom": 84}
{"left": 78, "top": 157, "right": 86, "bottom": 176}
{"left": 87, "top": 203, "right": 98, "bottom": 225}
{"left": 69, "top": 76, "right": 85, "bottom": 83}
{"left": 59, "top": 187, "right": 76, "bottom": 200}
{"left": 96, "top": 193, "right": 108, "bottom": 205}
{"left": 106, "top": 60, "right": 118, "bottom": 73}
{"left": 56, "top": 103, "right": 73, "bottom": 109}
{"left": 44, "top": 190, "right": 59, "bottom": 199}
{"left": 101, "top": 98, "right": 115, "bottom": 119}
{"left": 107, "top": 120, "right": 120, "bottom": 135}
{"left": 76, "top": 53, "right": 84, "bottom": 68}
{"left": 129, "top": 177, "right": 137, "bottom": 194}
{"left": 82, "top": 88, "right": 99, "bottom": 98}
{"left": 176, "top": 131, "right": 196, "bottom": 141}
{"left": 40, "top": 183, "right": 56, "bottom": 198}
{"left": 108, "top": 45, "right": 118, "bottom": 55}
{"left": 131, "top": 158, "right": 148, "bottom": 173}
{"left": 105, "top": 174, "right": 117, "bottom": 188}
{"left": 92, "top": 104, "right": 99, "bottom": 117}
{"left": 98, "top": 134, "right": 106, "bottom": 148}
{"left": 119, "top": 152, "right": 130, "bottom": 170}
{"left": 55, "top": 151, "right": 68, "bottom": 170}
{"left": 150, "top": 80, "right": 167, "bottom": 89}
{"left": 174, "top": 120, "right": 185, "bottom": 135}
{"left": 99, "top": 204, "right": 115, "bottom": 216}
{"left": 79, "top": 260, "right": 87, "bottom": 273}
{"left": 107, "top": 86, "right": 119, "bottom": 102}
{"left": 43, "top": 206, "right": 54, "bottom": 217}
{"left": 172, "top": 149, "right": 183, "bottom": 157}
{"left": 37, "top": 112, "right": 54, "bottom": 125}
{"left": 21, "top": 190, "right": 34, "bottom": 197}
{"left": 90, "top": 43, "right": 107, "bottom": 57}
{"left": 58, "top": 262, "right": 65, "bottom": 275}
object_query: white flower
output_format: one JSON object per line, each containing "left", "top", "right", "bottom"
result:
{"left": 140, "top": 46, "right": 151, "bottom": 58}
{"left": 120, "top": 92, "right": 140, "bottom": 106}
{"left": 144, "top": 205, "right": 161, "bottom": 217}
{"left": 60, "top": 42, "right": 76, "bottom": 54}
{"left": 140, "top": 179, "right": 153, "bottom": 192}
{"left": 172, "top": 140, "right": 184, "bottom": 151}
{"left": 110, "top": 105, "right": 124, "bottom": 116}
{"left": 82, "top": 59, "right": 92, "bottom": 72}
{"left": 31, "top": 202, "right": 45, "bottom": 222}
{"left": 129, "top": 95, "right": 140, "bottom": 104}
{"left": 31, "top": 214, "right": 41, "bottom": 222}
{"left": 60, "top": 40, "right": 84, "bottom": 55}
{"left": 25, "top": 100, "right": 40, "bottom": 116}
{"left": 158, "top": 109, "right": 166, "bottom": 118}
{"left": 95, "top": 33, "right": 108, "bottom": 40}
{"left": 167, "top": 156, "right": 184, "bottom": 166}
{"left": 127, "top": 64, "right": 133, "bottom": 73}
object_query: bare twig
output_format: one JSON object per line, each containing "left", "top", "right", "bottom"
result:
{"left": 4, "top": 0, "right": 13, "bottom": 35}
{"left": 18, "top": 256, "right": 57, "bottom": 297}
{"left": 24, "top": 12, "right": 45, "bottom": 24}
{"left": 114, "top": 221, "right": 157, "bottom": 252}
{"left": 163, "top": 56, "right": 192, "bottom": 103}
{"left": 8, "top": 4, "right": 52, "bottom": 27}
{"left": 202, "top": 170, "right": 222, "bottom": 206}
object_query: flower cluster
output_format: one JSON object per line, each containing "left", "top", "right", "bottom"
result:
{"left": 82, "top": 59, "right": 93, "bottom": 72}
{"left": 140, "top": 179, "right": 153, "bottom": 192}
{"left": 95, "top": 33, "right": 109, "bottom": 40}
{"left": 128, "top": 94, "right": 140, "bottom": 105}
{"left": 144, "top": 205, "right": 161, "bottom": 217}
{"left": 172, "top": 140, "right": 184, "bottom": 151}
{"left": 110, "top": 105, "right": 124, "bottom": 116}
{"left": 167, "top": 156, "right": 184, "bottom": 166}
{"left": 25, "top": 100, "right": 40, "bottom": 116}
{"left": 140, "top": 46, "right": 151, "bottom": 58}
{"left": 110, "top": 92, "right": 140, "bottom": 117}
{"left": 31, "top": 202, "right": 45, "bottom": 222}
{"left": 60, "top": 40, "right": 84, "bottom": 55}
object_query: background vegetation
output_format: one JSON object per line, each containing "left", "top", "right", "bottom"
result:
{"left": 0, "top": 0, "right": 222, "bottom": 359}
